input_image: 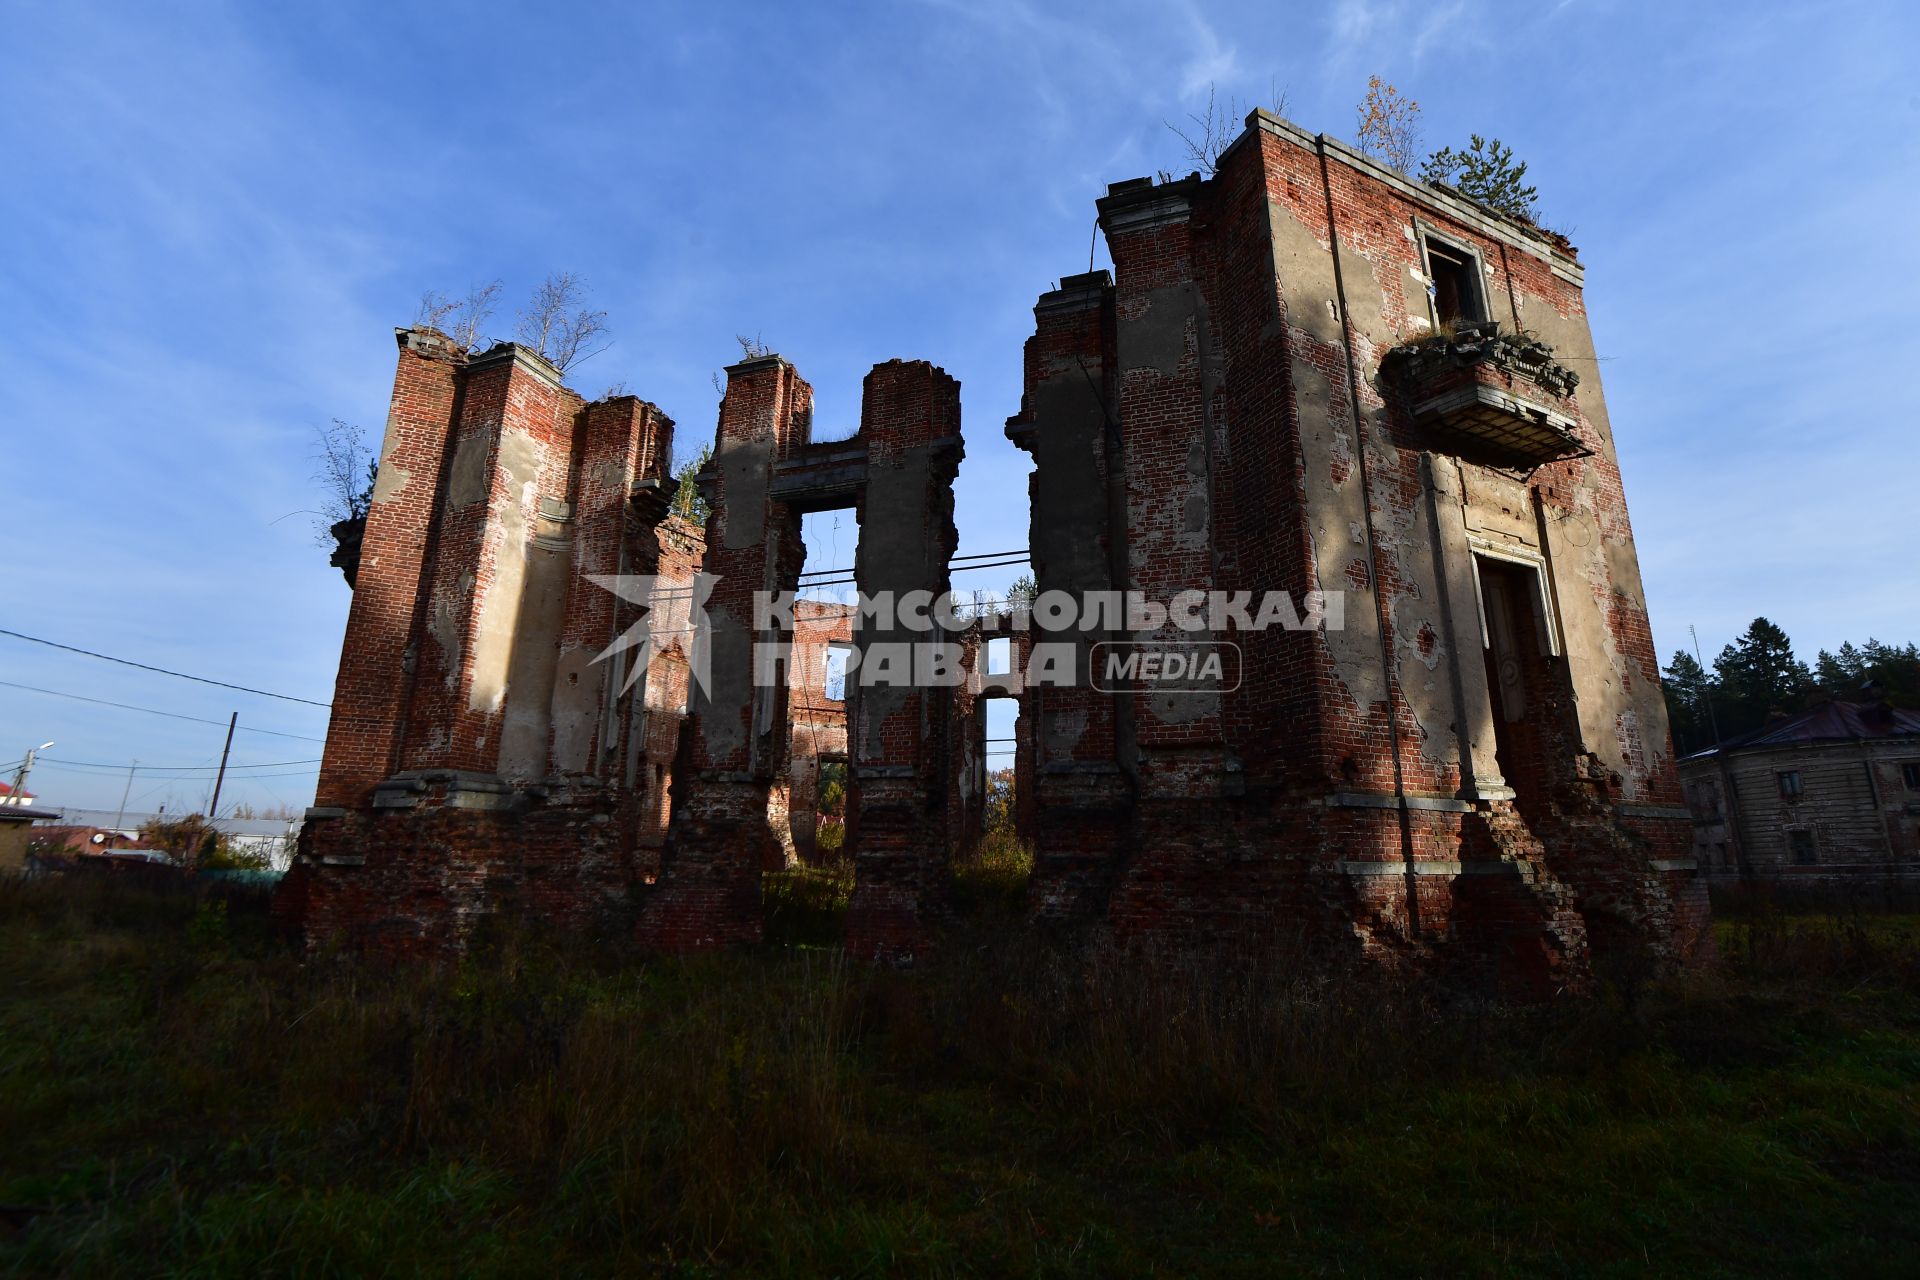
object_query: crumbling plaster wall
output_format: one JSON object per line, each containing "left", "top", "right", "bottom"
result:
{"left": 291, "top": 109, "right": 1700, "bottom": 980}
{"left": 1250, "top": 114, "right": 1679, "bottom": 806}
{"left": 1259, "top": 139, "right": 1467, "bottom": 800}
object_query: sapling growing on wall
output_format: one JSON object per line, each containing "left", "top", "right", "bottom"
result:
{"left": 672, "top": 443, "right": 713, "bottom": 526}
{"left": 1354, "top": 76, "right": 1422, "bottom": 172}
{"left": 516, "top": 271, "right": 611, "bottom": 371}
{"left": 1421, "top": 135, "right": 1540, "bottom": 221}
{"left": 1165, "top": 81, "right": 1289, "bottom": 177}
{"left": 416, "top": 279, "right": 502, "bottom": 352}
{"left": 310, "top": 417, "right": 375, "bottom": 548}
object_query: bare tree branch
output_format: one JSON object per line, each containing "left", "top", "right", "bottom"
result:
{"left": 309, "top": 419, "right": 375, "bottom": 545}
{"left": 735, "top": 332, "right": 774, "bottom": 359}
{"left": 449, "top": 280, "right": 501, "bottom": 352}
{"left": 1164, "top": 82, "right": 1289, "bottom": 177}
{"left": 516, "top": 271, "right": 611, "bottom": 372}
{"left": 415, "top": 280, "right": 501, "bottom": 352}
{"left": 415, "top": 290, "right": 459, "bottom": 331}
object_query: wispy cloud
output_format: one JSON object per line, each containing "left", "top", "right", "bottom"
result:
{"left": 1324, "top": 0, "right": 1488, "bottom": 66}
{"left": 1177, "top": 0, "right": 1242, "bottom": 97}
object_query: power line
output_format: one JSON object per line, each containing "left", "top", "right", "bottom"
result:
{"left": 795, "top": 549, "right": 1030, "bottom": 583}
{"left": 952, "top": 548, "right": 1030, "bottom": 562}
{"left": 0, "top": 680, "right": 327, "bottom": 742}
{"left": 948, "top": 558, "right": 1031, "bottom": 574}
{"left": 40, "top": 755, "right": 320, "bottom": 772}
{"left": 0, "top": 629, "right": 332, "bottom": 708}
{"left": 34, "top": 762, "right": 320, "bottom": 784}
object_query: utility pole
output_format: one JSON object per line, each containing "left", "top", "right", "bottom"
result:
{"left": 188, "top": 714, "right": 237, "bottom": 871}
{"left": 206, "top": 713, "right": 237, "bottom": 821}
{"left": 6, "top": 741, "right": 53, "bottom": 807}
{"left": 114, "top": 760, "right": 138, "bottom": 838}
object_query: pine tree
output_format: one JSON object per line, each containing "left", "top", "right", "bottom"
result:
{"left": 1855, "top": 639, "right": 1920, "bottom": 705}
{"left": 1420, "top": 135, "right": 1540, "bottom": 221}
{"left": 1814, "top": 641, "right": 1865, "bottom": 695}
{"left": 671, "top": 444, "right": 713, "bottom": 527}
{"left": 1712, "top": 617, "right": 1811, "bottom": 734}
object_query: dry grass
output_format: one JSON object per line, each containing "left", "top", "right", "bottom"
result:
{"left": 1, "top": 875, "right": 1917, "bottom": 1276}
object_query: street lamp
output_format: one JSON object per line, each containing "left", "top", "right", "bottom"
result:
{"left": 6, "top": 742, "right": 54, "bottom": 807}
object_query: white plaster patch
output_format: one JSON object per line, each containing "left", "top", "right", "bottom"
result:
{"left": 371, "top": 458, "right": 411, "bottom": 504}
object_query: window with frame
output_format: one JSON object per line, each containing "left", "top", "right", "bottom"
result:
{"left": 1903, "top": 761, "right": 1920, "bottom": 791}
{"left": 1777, "top": 770, "right": 1804, "bottom": 800}
{"left": 823, "top": 642, "right": 852, "bottom": 703}
{"left": 1788, "top": 829, "right": 1817, "bottom": 865}
{"left": 985, "top": 635, "right": 1013, "bottom": 678}
{"left": 1424, "top": 235, "right": 1489, "bottom": 328}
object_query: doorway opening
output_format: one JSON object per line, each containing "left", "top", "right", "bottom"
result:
{"left": 1476, "top": 554, "right": 1570, "bottom": 824}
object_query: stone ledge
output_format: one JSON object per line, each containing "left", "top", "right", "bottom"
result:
{"left": 1326, "top": 791, "right": 1473, "bottom": 813}
{"left": 1341, "top": 858, "right": 1531, "bottom": 878}
{"left": 1617, "top": 803, "right": 1694, "bottom": 821}
{"left": 465, "top": 340, "right": 567, "bottom": 390}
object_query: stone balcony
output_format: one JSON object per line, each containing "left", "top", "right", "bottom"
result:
{"left": 1381, "top": 323, "right": 1587, "bottom": 467}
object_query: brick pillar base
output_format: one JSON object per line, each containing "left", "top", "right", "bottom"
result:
{"left": 636, "top": 782, "right": 767, "bottom": 951}
{"left": 1446, "top": 807, "right": 1593, "bottom": 997}
{"left": 845, "top": 776, "right": 947, "bottom": 962}
{"left": 1027, "top": 769, "right": 1132, "bottom": 925}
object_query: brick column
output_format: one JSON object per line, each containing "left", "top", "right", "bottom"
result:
{"left": 638, "top": 356, "right": 811, "bottom": 951}
{"left": 547, "top": 396, "right": 675, "bottom": 780}
{"left": 844, "top": 359, "right": 963, "bottom": 961}
{"left": 1098, "top": 179, "right": 1264, "bottom": 943}
{"left": 400, "top": 344, "right": 583, "bottom": 777}
{"left": 1004, "top": 272, "right": 1135, "bottom": 923}
{"left": 1098, "top": 179, "right": 1232, "bottom": 792}
{"left": 315, "top": 328, "right": 466, "bottom": 809}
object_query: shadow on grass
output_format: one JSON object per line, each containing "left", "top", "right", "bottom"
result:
{"left": 2, "top": 872, "right": 1917, "bottom": 1276}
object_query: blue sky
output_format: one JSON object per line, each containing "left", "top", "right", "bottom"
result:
{"left": 3, "top": 0, "right": 1915, "bottom": 813}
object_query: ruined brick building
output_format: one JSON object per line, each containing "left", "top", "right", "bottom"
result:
{"left": 279, "top": 111, "right": 1707, "bottom": 988}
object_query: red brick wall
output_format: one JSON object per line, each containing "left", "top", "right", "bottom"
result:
{"left": 294, "top": 115, "right": 1701, "bottom": 988}
{"left": 293, "top": 334, "right": 685, "bottom": 951}
{"left": 315, "top": 329, "right": 464, "bottom": 808}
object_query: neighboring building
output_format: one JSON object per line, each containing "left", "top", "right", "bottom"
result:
{"left": 25, "top": 810, "right": 305, "bottom": 873}
{"left": 1680, "top": 700, "right": 1920, "bottom": 881}
{"left": 282, "top": 109, "right": 1702, "bottom": 991}
{"left": 32, "top": 808, "right": 158, "bottom": 850}
{"left": 23, "top": 824, "right": 149, "bottom": 857}
{"left": 209, "top": 818, "right": 303, "bottom": 872}
{"left": 1, "top": 787, "right": 60, "bottom": 871}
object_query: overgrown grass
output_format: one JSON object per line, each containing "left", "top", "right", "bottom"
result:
{"left": 763, "top": 858, "right": 854, "bottom": 948}
{"left": 2, "top": 875, "right": 1917, "bottom": 1276}
{"left": 949, "top": 828, "right": 1033, "bottom": 914}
